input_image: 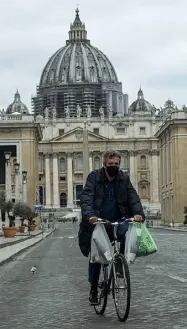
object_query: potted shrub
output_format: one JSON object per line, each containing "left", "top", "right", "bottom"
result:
{"left": 1, "top": 198, "right": 16, "bottom": 238}
{"left": 13, "top": 202, "right": 28, "bottom": 233}
{"left": 28, "top": 210, "right": 37, "bottom": 231}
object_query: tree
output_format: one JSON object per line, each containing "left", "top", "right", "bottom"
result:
{"left": 4, "top": 200, "right": 14, "bottom": 227}
{"left": 0, "top": 191, "right": 14, "bottom": 227}
{"left": 13, "top": 202, "right": 37, "bottom": 226}
{"left": 0, "top": 190, "right": 6, "bottom": 222}
{"left": 13, "top": 202, "right": 29, "bottom": 226}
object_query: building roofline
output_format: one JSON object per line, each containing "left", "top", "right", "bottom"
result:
{"left": 0, "top": 122, "right": 43, "bottom": 141}
{"left": 155, "top": 118, "right": 187, "bottom": 138}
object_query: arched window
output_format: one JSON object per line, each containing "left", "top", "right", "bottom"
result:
{"left": 94, "top": 156, "right": 100, "bottom": 169}
{"left": 77, "top": 155, "right": 83, "bottom": 170}
{"left": 59, "top": 157, "right": 66, "bottom": 172}
{"left": 140, "top": 155, "right": 146, "bottom": 168}
{"left": 141, "top": 186, "right": 147, "bottom": 198}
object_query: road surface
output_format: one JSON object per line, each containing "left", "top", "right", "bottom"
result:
{"left": 0, "top": 223, "right": 186, "bottom": 329}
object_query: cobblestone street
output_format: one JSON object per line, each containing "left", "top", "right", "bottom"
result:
{"left": 0, "top": 222, "right": 187, "bottom": 329}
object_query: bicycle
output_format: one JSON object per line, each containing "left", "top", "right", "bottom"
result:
{"left": 92, "top": 217, "right": 134, "bottom": 322}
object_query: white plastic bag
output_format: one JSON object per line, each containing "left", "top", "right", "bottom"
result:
{"left": 90, "top": 223, "right": 113, "bottom": 264}
{"left": 125, "top": 222, "right": 142, "bottom": 264}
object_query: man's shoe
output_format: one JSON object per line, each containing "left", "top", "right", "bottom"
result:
{"left": 89, "top": 290, "right": 99, "bottom": 305}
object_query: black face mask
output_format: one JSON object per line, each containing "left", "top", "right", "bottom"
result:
{"left": 106, "top": 165, "right": 119, "bottom": 177}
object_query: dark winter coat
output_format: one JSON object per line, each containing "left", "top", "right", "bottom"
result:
{"left": 78, "top": 168, "right": 145, "bottom": 257}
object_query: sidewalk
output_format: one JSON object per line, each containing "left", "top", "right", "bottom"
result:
{"left": 0, "top": 229, "right": 54, "bottom": 267}
{"left": 0, "top": 230, "right": 42, "bottom": 248}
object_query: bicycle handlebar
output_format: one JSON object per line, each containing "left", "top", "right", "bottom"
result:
{"left": 93, "top": 217, "right": 135, "bottom": 226}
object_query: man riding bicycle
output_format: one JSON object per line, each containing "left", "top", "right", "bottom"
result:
{"left": 79, "top": 150, "right": 145, "bottom": 305}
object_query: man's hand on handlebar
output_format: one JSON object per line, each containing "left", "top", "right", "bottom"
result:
{"left": 89, "top": 215, "right": 144, "bottom": 224}
{"left": 134, "top": 215, "right": 143, "bottom": 222}
{"left": 89, "top": 216, "right": 98, "bottom": 224}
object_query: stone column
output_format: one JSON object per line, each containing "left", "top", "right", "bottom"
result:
{"left": 4, "top": 153, "right": 12, "bottom": 201}
{"left": 83, "top": 122, "right": 89, "bottom": 186}
{"left": 109, "top": 91, "right": 113, "bottom": 108}
{"left": 89, "top": 153, "right": 93, "bottom": 172}
{"left": 22, "top": 182, "right": 27, "bottom": 203}
{"left": 129, "top": 151, "right": 137, "bottom": 188}
{"left": 22, "top": 170, "right": 28, "bottom": 203}
{"left": 73, "top": 185, "right": 76, "bottom": 206}
{"left": 15, "top": 172, "right": 20, "bottom": 202}
{"left": 45, "top": 154, "right": 51, "bottom": 207}
{"left": 52, "top": 153, "right": 60, "bottom": 208}
{"left": 67, "top": 153, "right": 73, "bottom": 208}
{"left": 151, "top": 150, "right": 159, "bottom": 203}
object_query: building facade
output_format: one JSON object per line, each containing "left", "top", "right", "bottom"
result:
{"left": 30, "top": 9, "right": 161, "bottom": 213}
{"left": 155, "top": 103, "right": 187, "bottom": 225}
{"left": 5, "top": 8, "right": 187, "bottom": 220}
{"left": 0, "top": 103, "right": 42, "bottom": 207}
{"left": 35, "top": 87, "right": 161, "bottom": 212}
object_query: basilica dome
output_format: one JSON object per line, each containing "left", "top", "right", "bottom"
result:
{"left": 129, "top": 89, "right": 154, "bottom": 113}
{"left": 6, "top": 90, "right": 29, "bottom": 115}
{"left": 33, "top": 9, "right": 126, "bottom": 118}
{"left": 40, "top": 9, "right": 118, "bottom": 86}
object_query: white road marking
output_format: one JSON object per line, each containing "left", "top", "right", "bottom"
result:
{"left": 146, "top": 265, "right": 159, "bottom": 270}
{"left": 146, "top": 265, "right": 187, "bottom": 283}
{"left": 159, "top": 233, "right": 174, "bottom": 236}
{"left": 168, "top": 275, "right": 187, "bottom": 283}
{"left": 56, "top": 236, "right": 75, "bottom": 239}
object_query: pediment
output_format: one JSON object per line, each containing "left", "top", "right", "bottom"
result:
{"left": 113, "top": 122, "right": 129, "bottom": 127}
{"left": 50, "top": 127, "right": 108, "bottom": 143}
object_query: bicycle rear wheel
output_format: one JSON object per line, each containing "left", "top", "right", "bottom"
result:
{"left": 112, "top": 253, "right": 131, "bottom": 322}
{"left": 94, "top": 265, "right": 108, "bottom": 315}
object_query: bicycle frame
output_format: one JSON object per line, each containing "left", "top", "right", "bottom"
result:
{"left": 94, "top": 217, "right": 134, "bottom": 322}
{"left": 95, "top": 218, "right": 134, "bottom": 292}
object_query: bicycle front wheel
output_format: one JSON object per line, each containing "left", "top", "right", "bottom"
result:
{"left": 112, "top": 253, "right": 131, "bottom": 322}
{"left": 94, "top": 265, "right": 108, "bottom": 315}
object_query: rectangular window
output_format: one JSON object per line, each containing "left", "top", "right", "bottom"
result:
{"left": 117, "top": 127, "right": 127, "bottom": 134}
{"left": 139, "top": 127, "right": 146, "bottom": 135}
{"left": 93, "top": 128, "right": 99, "bottom": 135}
{"left": 59, "top": 129, "right": 64, "bottom": 136}
{"left": 60, "top": 176, "right": 66, "bottom": 181}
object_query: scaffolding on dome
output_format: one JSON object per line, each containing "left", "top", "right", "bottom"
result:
{"left": 32, "top": 83, "right": 108, "bottom": 118}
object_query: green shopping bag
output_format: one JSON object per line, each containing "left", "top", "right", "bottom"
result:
{"left": 137, "top": 223, "right": 158, "bottom": 257}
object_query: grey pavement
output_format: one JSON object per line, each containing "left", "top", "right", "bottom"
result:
{"left": 0, "top": 229, "right": 42, "bottom": 248}
{"left": 0, "top": 223, "right": 187, "bottom": 329}
{"left": 0, "top": 230, "right": 53, "bottom": 266}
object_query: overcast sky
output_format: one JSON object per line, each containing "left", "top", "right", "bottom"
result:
{"left": 0, "top": 0, "right": 187, "bottom": 110}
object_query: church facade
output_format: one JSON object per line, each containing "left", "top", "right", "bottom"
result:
{"left": 2, "top": 9, "right": 187, "bottom": 224}
{"left": 32, "top": 9, "right": 162, "bottom": 213}
{"left": 36, "top": 93, "right": 161, "bottom": 212}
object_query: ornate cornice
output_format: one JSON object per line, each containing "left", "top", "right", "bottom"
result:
{"left": 150, "top": 150, "right": 159, "bottom": 156}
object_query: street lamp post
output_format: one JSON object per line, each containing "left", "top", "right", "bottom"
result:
{"left": 83, "top": 121, "right": 89, "bottom": 186}
{"left": 14, "top": 162, "right": 20, "bottom": 202}
{"left": 4, "top": 152, "right": 12, "bottom": 201}
{"left": 22, "top": 170, "right": 27, "bottom": 203}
